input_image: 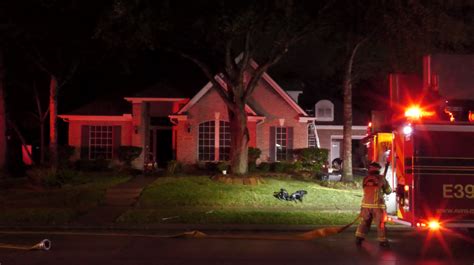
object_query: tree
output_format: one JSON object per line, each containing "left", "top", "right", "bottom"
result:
{"left": 0, "top": 49, "right": 6, "bottom": 174}
{"left": 97, "top": 0, "right": 330, "bottom": 174}
{"left": 7, "top": 0, "right": 103, "bottom": 170}
{"left": 327, "top": 0, "right": 470, "bottom": 181}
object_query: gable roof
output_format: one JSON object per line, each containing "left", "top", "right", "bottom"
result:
{"left": 178, "top": 60, "right": 309, "bottom": 117}
{"left": 64, "top": 98, "right": 131, "bottom": 116}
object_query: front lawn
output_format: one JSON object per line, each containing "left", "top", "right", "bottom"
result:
{"left": 118, "top": 176, "right": 363, "bottom": 225}
{"left": 0, "top": 171, "right": 131, "bottom": 225}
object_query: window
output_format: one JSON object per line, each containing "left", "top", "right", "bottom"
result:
{"left": 315, "top": 100, "right": 334, "bottom": 121}
{"left": 308, "top": 123, "right": 316, "bottom": 148}
{"left": 219, "top": 121, "right": 231, "bottom": 161}
{"left": 198, "top": 120, "right": 231, "bottom": 161}
{"left": 89, "top": 126, "right": 113, "bottom": 160}
{"left": 198, "top": 121, "right": 215, "bottom": 161}
{"left": 276, "top": 127, "right": 288, "bottom": 161}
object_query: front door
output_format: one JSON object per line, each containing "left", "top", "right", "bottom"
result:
{"left": 150, "top": 128, "right": 173, "bottom": 168}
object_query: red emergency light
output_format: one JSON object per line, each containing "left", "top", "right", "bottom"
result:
{"left": 404, "top": 106, "right": 435, "bottom": 120}
{"left": 469, "top": 111, "right": 473, "bottom": 122}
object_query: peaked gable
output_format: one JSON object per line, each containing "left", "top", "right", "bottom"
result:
{"left": 177, "top": 60, "right": 309, "bottom": 117}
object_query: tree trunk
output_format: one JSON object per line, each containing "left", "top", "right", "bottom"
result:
{"left": 342, "top": 60, "right": 354, "bottom": 182}
{"left": 49, "top": 75, "right": 58, "bottom": 171}
{"left": 229, "top": 102, "right": 249, "bottom": 175}
{"left": 40, "top": 120, "right": 45, "bottom": 164}
{"left": 0, "top": 50, "right": 6, "bottom": 174}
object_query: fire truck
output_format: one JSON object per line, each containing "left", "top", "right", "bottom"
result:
{"left": 366, "top": 55, "right": 474, "bottom": 231}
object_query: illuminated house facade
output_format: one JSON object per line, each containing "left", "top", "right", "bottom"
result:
{"left": 59, "top": 69, "right": 319, "bottom": 169}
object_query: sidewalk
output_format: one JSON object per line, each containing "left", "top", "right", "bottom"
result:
{"left": 72, "top": 175, "right": 157, "bottom": 226}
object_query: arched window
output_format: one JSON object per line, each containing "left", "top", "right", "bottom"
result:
{"left": 308, "top": 123, "right": 316, "bottom": 148}
{"left": 198, "top": 120, "right": 231, "bottom": 161}
{"left": 219, "top": 121, "right": 231, "bottom": 161}
{"left": 198, "top": 121, "right": 215, "bottom": 161}
{"left": 315, "top": 100, "right": 334, "bottom": 121}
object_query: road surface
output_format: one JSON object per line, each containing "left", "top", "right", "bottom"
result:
{"left": 0, "top": 228, "right": 473, "bottom": 265}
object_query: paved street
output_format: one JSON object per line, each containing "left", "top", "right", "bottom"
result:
{"left": 0, "top": 228, "right": 473, "bottom": 265}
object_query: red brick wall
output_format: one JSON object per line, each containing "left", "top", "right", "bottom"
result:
{"left": 250, "top": 80, "right": 308, "bottom": 162}
{"left": 176, "top": 79, "right": 309, "bottom": 164}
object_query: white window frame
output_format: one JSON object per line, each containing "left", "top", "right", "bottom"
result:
{"left": 198, "top": 121, "right": 216, "bottom": 161}
{"left": 89, "top": 125, "right": 113, "bottom": 160}
{"left": 275, "top": 127, "right": 288, "bottom": 161}
{"left": 198, "top": 120, "right": 231, "bottom": 161}
{"left": 315, "top": 99, "right": 334, "bottom": 121}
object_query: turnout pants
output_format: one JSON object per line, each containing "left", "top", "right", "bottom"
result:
{"left": 355, "top": 207, "right": 387, "bottom": 242}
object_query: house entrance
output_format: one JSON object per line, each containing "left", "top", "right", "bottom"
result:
{"left": 150, "top": 127, "right": 173, "bottom": 168}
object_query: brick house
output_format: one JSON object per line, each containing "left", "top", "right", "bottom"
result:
{"left": 59, "top": 66, "right": 320, "bottom": 169}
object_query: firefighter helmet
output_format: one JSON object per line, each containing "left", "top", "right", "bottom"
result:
{"left": 368, "top": 162, "right": 382, "bottom": 170}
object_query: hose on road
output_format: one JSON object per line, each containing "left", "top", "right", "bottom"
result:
{"left": 0, "top": 239, "right": 51, "bottom": 251}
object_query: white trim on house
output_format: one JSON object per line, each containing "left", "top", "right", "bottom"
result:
{"left": 298, "top": 117, "right": 318, "bottom": 122}
{"left": 58, "top": 114, "right": 132, "bottom": 122}
{"left": 330, "top": 135, "right": 367, "bottom": 140}
{"left": 168, "top": 114, "right": 188, "bottom": 121}
{"left": 177, "top": 59, "right": 310, "bottom": 118}
{"left": 316, "top": 125, "right": 368, "bottom": 130}
{"left": 124, "top": 97, "right": 189, "bottom": 103}
{"left": 176, "top": 79, "right": 258, "bottom": 116}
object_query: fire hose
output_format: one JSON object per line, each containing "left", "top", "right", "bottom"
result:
{"left": 170, "top": 216, "right": 361, "bottom": 240}
{"left": 0, "top": 216, "right": 360, "bottom": 251}
{"left": 0, "top": 239, "right": 51, "bottom": 251}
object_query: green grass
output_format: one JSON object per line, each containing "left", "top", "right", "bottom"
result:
{"left": 0, "top": 172, "right": 131, "bottom": 225}
{"left": 120, "top": 175, "right": 363, "bottom": 225}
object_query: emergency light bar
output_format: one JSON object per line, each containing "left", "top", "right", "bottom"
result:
{"left": 404, "top": 106, "right": 435, "bottom": 120}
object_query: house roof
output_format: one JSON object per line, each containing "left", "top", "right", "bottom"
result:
{"left": 65, "top": 98, "right": 131, "bottom": 116}
{"left": 178, "top": 60, "right": 309, "bottom": 117}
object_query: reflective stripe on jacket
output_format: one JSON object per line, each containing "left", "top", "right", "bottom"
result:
{"left": 361, "top": 174, "right": 392, "bottom": 209}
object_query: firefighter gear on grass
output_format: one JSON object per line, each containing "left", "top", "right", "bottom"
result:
{"left": 355, "top": 163, "right": 392, "bottom": 246}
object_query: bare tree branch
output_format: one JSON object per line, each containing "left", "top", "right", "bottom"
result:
{"left": 165, "top": 48, "right": 234, "bottom": 109}
{"left": 243, "top": 47, "right": 287, "bottom": 101}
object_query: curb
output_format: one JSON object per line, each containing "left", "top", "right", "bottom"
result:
{"left": 0, "top": 223, "right": 412, "bottom": 233}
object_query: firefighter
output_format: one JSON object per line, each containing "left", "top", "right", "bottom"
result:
{"left": 355, "top": 162, "right": 392, "bottom": 248}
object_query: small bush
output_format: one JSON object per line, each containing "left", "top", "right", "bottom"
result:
{"left": 248, "top": 147, "right": 262, "bottom": 163}
{"left": 74, "top": 159, "right": 109, "bottom": 171}
{"left": 216, "top": 161, "right": 229, "bottom": 172}
{"left": 258, "top": 162, "right": 271, "bottom": 172}
{"left": 26, "top": 168, "right": 82, "bottom": 187}
{"left": 118, "top": 146, "right": 143, "bottom": 166}
{"left": 166, "top": 160, "right": 182, "bottom": 175}
{"left": 58, "top": 145, "right": 75, "bottom": 167}
{"left": 293, "top": 148, "right": 329, "bottom": 172}
{"left": 271, "top": 162, "right": 295, "bottom": 173}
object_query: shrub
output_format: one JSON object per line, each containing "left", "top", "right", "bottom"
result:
{"left": 271, "top": 162, "right": 295, "bottom": 173}
{"left": 166, "top": 160, "right": 182, "bottom": 175}
{"left": 258, "top": 162, "right": 271, "bottom": 172}
{"left": 58, "top": 145, "right": 75, "bottom": 167}
{"left": 74, "top": 159, "right": 109, "bottom": 171}
{"left": 216, "top": 161, "right": 229, "bottom": 172}
{"left": 293, "top": 148, "right": 329, "bottom": 172}
{"left": 26, "top": 168, "right": 82, "bottom": 187}
{"left": 248, "top": 147, "right": 262, "bottom": 163}
{"left": 118, "top": 146, "right": 143, "bottom": 166}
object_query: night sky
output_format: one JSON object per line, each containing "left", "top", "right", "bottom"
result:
{"left": 1, "top": 0, "right": 473, "bottom": 145}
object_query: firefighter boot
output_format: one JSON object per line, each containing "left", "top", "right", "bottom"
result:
{"left": 379, "top": 241, "right": 390, "bottom": 248}
{"left": 355, "top": 237, "right": 364, "bottom": 246}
